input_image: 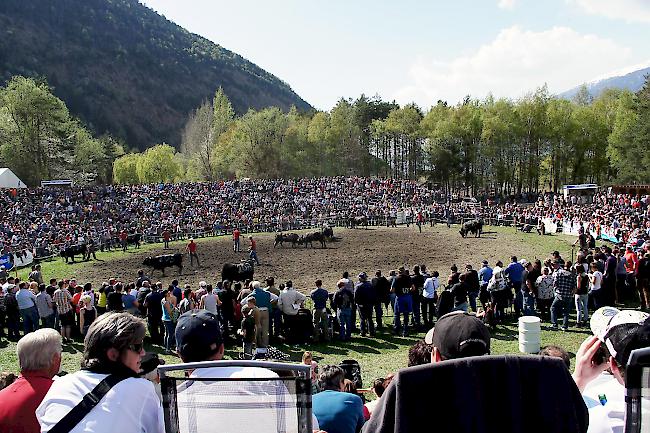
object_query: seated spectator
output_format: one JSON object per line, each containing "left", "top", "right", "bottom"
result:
{"left": 37, "top": 312, "right": 164, "bottom": 433}
{"left": 539, "top": 344, "right": 571, "bottom": 369}
{"left": 407, "top": 340, "right": 433, "bottom": 367}
{"left": 312, "top": 364, "right": 365, "bottom": 433}
{"left": 173, "top": 310, "right": 320, "bottom": 431}
{"left": 364, "top": 375, "right": 394, "bottom": 419}
{"left": 0, "top": 328, "right": 62, "bottom": 433}
{"left": 572, "top": 308, "right": 650, "bottom": 433}
{"left": 0, "top": 371, "right": 17, "bottom": 391}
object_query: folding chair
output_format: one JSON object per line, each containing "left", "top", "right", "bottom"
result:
{"left": 159, "top": 360, "right": 312, "bottom": 433}
{"left": 624, "top": 347, "right": 650, "bottom": 433}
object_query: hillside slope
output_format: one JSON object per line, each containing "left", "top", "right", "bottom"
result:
{"left": 560, "top": 66, "right": 650, "bottom": 100}
{"left": 0, "top": 0, "right": 312, "bottom": 149}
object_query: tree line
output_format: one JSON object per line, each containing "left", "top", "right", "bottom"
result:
{"left": 2, "top": 74, "right": 648, "bottom": 191}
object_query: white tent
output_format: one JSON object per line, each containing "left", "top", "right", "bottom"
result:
{"left": 0, "top": 168, "right": 27, "bottom": 188}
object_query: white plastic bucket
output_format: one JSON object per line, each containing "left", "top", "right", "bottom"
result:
{"left": 518, "top": 316, "right": 541, "bottom": 353}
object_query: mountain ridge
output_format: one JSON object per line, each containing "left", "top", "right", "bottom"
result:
{"left": 559, "top": 66, "right": 650, "bottom": 100}
{"left": 0, "top": 0, "right": 312, "bottom": 150}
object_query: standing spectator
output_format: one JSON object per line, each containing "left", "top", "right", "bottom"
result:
{"left": 0, "top": 329, "right": 62, "bottom": 433}
{"left": 535, "top": 267, "right": 554, "bottom": 318}
{"left": 232, "top": 227, "right": 241, "bottom": 252}
{"left": 392, "top": 267, "right": 413, "bottom": 336}
{"left": 79, "top": 295, "right": 97, "bottom": 336}
{"left": 248, "top": 236, "right": 260, "bottom": 265}
{"left": 421, "top": 271, "right": 439, "bottom": 327}
{"left": 589, "top": 262, "right": 605, "bottom": 309}
{"left": 311, "top": 279, "right": 330, "bottom": 342}
{"left": 96, "top": 284, "right": 108, "bottom": 315}
{"left": 249, "top": 281, "right": 275, "bottom": 357}
{"left": 239, "top": 296, "right": 259, "bottom": 358}
{"left": 178, "top": 288, "right": 195, "bottom": 314}
{"left": 119, "top": 229, "right": 128, "bottom": 252}
{"left": 449, "top": 274, "right": 469, "bottom": 313}
{"left": 35, "top": 284, "right": 54, "bottom": 329}
{"left": 523, "top": 261, "right": 541, "bottom": 316}
{"left": 52, "top": 283, "right": 73, "bottom": 342}
{"left": 409, "top": 266, "right": 424, "bottom": 329}
{"left": 122, "top": 285, "right": 139, "bottom": 315}
{"left": 334, "top": 280, "right": 354, "bottom": 341}
{"left": 37, "top": 313, "right": 164, "bottom": 433}
{"left": 551, "top": 261, "right": 575, "bottom": 331}
{"left": 354, "top": 273, "right": 376, "bottom": 337}
{"left": 477, "top": 260, "right": 493, "bottom": 307}
{"left": 504, "top": 256, "right": 525, "bottom": 316}
{"left": 603, "top": 247, "right": 618, "bottom": 306}
{"left": 144, "top": 282, "right": 165, "bottom": 345}
{"left": 637, "top": 252, "right": 650, "bottom": 310}
{"left": 278, "top": 280, "right": 305, "bottom": 341}
{"left": 186, "top": 238, "right": 200, "bottom": 267}
{"left": 265, "top": 277, "right": 282, "bottom": 340}
{"left": 0, "top": 284, "right": 6, "bottom": 339}
{"left": 106, "top": 283, "right": 124, "bottom": 312}
{"left": 340, "top": 272, "right": 356, "bottom": 330}
{"left": 5, "top": 284, "right": 20, "bottom": 341}
{"left": 463, "top": 264, "right": 480, "bottom": 313}
{"left": 574, "top": 263, "right": 589, "bottom": 327}
{"left": 161, "top": 288, "right": 178, "bottom": 354}
{"left": 371, "top": 270, "right": 390, "bottom": 329}
{"left": 162, "top": 228, "right": 171, "bottom": 249}
{"left": 28, "top": 264, "right": 43, "bottom": 286}
{"left": 615, "top": 250, "right": 627, "bottom": 304}
{"left": 312, "top": 365, "right": 365, "bottom": 433}
{"left": 200, "top": 286, "right": 221, "bottom": 314}
{"left": 17, "top": 282, "right": 39, "bottom": 335}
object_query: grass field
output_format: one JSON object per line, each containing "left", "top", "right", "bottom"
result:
{"left": 0, "top": 225, "right": 621, "bottom": 384}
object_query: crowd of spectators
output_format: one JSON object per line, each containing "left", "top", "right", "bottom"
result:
{"left": 1, "top": 178, "right": 647, "bottom": 261}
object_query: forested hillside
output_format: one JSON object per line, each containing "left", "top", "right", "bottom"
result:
{"left": 0, "top": 0, "right": 311, "bottom": 150}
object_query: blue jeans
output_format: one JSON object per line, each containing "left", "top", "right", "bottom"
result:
{"left": 550, "top": 296, "right": 572, "bottom": 328}
{"left": 575, "top": 294, "right": 588, "bottom": 324}
{"left": 337, "top": 308, "right": 352, "bottom": 341}
{"left": 468, "top": 291, "right": 479, "bottom": 312}
{"left": 41, "top": 314, "right": 55, "bottom": 329}
{"left": 249, "top": 250, "right": 260, "bottom": 265}
{"left": 269, "top": 308, "right": 282, "bottom": 338}
{"left": 394, "top": 295, "right": 412, "bottom": 334}
{"left": 412, "top": 294, "right": 421, "bottom": 326}
{"left": 522, "top": 291, "right": 536, "bottom": 316}
{"left": 512, "top": 282, "right": 523, "bottom": 314}
{"left": 20, "top": 306, "right": 39, "bottom": 334}
{"left": 164, "top": 320, "right": 177, "bottom": 351}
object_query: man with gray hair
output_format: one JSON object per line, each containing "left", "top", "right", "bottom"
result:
{"left": 0, "top": 328, "right": 62, "bottom": 433}
{"left": 37, "top": 312, "right": 164, "bottom": 433}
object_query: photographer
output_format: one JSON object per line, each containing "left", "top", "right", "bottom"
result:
{"left": 572, "top": 307, "right": 649, "bottom": 432}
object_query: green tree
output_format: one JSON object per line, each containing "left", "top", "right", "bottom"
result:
{"left": 112, "top": 153, "right": 141, "bottom": 184}
{"left": 136, "top": 144, "right": 180, "bottom": 183}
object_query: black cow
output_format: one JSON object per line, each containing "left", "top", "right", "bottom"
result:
{"left": 127, "top": 233, "right": 142, "bottom": 248}
{"left": 274, "top": 233, "right": 299, "bottom": 248}
{"left": 349, "top": 216, "right": 368, "bottom": 229}
{"left": 322, "top": 227, "right": 334, "bottom": 239}
{"left": 142, "top": 253, "right": 183, "bottom": 276}
{"left": 60, "top": 244, "right": 88, "bottom": 263}
{"left": 222, "top": 260, "right": 255, "bottom": 282}
{"left": 299, "top": 231, "right": 327, "bottom": 248}
{"left": 459, "top": 219, "right": 484, "bottom": 238}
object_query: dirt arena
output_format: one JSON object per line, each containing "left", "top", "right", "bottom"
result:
{"left": 67, "top": 225, "right": 571, "bottom": 291}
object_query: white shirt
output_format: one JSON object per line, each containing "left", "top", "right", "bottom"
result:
{"left": 590, "top": 271, "right": 603, "bottom": 291}
{"left": 177, "top": 365, "right": 318, "bottom": 433}
{"left": 278, "top": 288, "right": 306, "bottom": 316}
{"left": 423, "top": 277, "right": 440, "bottom": 299}
{"left": 37, "top": 370, "right": 164, "bottom": 433}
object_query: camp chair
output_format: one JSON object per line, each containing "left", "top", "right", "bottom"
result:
{"left": 159, "top": 360, "right": 312, "bottom": 433}
{"left": 624, "top": 347, "right": 650, "bottom": 433}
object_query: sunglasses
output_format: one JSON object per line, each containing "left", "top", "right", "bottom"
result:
{"left": 127, "top": 342, "right": 145, "bottom": 353}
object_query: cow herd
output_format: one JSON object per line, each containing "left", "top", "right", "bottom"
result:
{"left": 274, "top": 227, "right": 335, "bottom": 249}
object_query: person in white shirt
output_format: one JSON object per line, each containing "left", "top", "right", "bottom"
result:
{"left": 589, "top": 262, "right": 605, "bottom": 309}
{"left": 37, "top": 312, "right": 165, "bottom": 433}
{"left": 572, "top": 308, "right": 650, "bottom": 433}
{"left": 422, "top": 271, "right": 440, "bottom": 327}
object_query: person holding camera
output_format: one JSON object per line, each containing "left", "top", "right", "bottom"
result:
{"left": 572, "top": 307, "right": 649, "bottom": 433}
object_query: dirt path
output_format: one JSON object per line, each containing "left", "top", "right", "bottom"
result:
{"left": 67, "top": 225, "right": 572, "bottom": 291}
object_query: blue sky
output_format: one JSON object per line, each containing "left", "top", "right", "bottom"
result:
{"left": 141, "top": 0, "right": 650, "bottom": 111}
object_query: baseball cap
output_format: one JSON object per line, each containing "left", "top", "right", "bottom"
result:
{"left": 481, "top": 260, "right": 488, "bottom": 265}
{"left": 199, "top": 281, "right": 207, "bottom": 287}
{"left": 175, "top": 310, "right": 223, "bottom": 362}
{"left": 591, "top": 307, "right": 650, "bottom": 366}
{"left": 358, "top": 272, "right": 367, "bottom": 280}
{"left": 424, "top": 311, "right": 491, "bottom": 359}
